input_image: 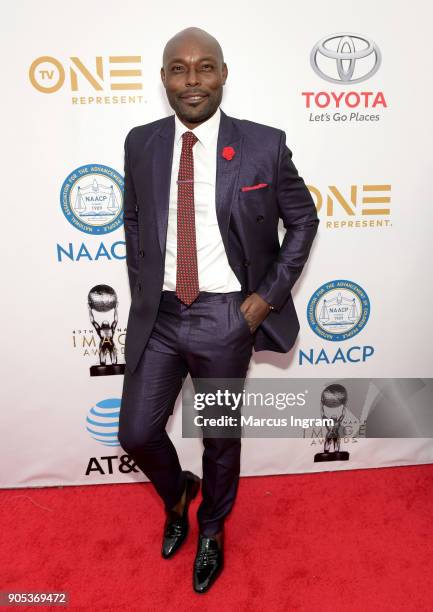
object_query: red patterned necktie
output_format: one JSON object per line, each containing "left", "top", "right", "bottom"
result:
{"left": 176, "top": 130, "right": 199, "bottom": 305}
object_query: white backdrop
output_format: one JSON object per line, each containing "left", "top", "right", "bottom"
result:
{"left": 1, "top": 0, "right": 433, "bottom": 488}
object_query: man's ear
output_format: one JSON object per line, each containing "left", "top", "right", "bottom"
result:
{"left": 222, "top": 62, "right": 228, "bottom": 85}
{"left": 160, "top": 67, "right": 166, "bottom": 87}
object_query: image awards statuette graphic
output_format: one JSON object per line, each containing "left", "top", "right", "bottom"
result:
{"left": 314, "top": 384, "right": 350, "bottom": 462}
{"left": 87, "top": 284, "right": 125, "bottom": 376}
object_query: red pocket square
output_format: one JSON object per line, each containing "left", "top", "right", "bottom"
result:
{"left": 241, "top": 182, "right": 269, "bottom": 192}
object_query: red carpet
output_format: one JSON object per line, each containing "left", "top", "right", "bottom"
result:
{"left": 1, "top": 464, "right": 432, "bottom": 611}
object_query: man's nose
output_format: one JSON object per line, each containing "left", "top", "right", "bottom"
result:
{"left": 186, "top": 68, "right": 199, "bottom": 86}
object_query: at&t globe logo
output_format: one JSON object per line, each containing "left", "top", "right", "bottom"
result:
{"left": 60, "top": 164, "right": 124, "bottom": 234}
{"left": 86, "top": 398, "right": 121, "bottom": 446}
{"left": 307, "top": 280, "right": 370, "bottom": 342}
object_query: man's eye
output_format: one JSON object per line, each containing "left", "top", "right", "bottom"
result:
{"left": 202, "top": 64, "right": 213, "bottom": 70}
{"left": 172, "top": 65, "right": 184, "bottom": 72}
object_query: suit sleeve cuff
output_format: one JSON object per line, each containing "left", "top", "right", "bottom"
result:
{"left": 254, "top": 287, "right": 283, "bottom": 313}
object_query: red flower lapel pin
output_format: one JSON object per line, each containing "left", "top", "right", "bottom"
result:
{"left": 222, "top": 146, "right": 235, "bottom": 161}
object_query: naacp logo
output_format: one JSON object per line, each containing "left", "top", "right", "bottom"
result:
{"left": 311, "top": 33, "right": 381, "bottom": 84}
{"left": 60, "top": 164, "right": 124, "bottom": 235}
{"left": 307, "top": 280, "right": 370, "bottom": 342}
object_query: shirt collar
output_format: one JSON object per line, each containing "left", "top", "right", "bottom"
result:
{"left": 174, "top": 107, "right": 221, "bottom": 149}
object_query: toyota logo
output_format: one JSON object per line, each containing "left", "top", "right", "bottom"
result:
{"left": 311, "top": 33, "right": 381, "bottom": 84}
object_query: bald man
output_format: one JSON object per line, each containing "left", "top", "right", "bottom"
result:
{"left": 119, "top": 27, "right": 319, "bottom": 593}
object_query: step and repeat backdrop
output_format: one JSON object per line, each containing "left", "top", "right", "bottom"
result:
{"left": 2, "top": 0, "right": 432, "bottom": 488}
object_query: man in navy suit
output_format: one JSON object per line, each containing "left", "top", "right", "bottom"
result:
{"left": 119, "top": 26, "right": 319, "bottom": 593}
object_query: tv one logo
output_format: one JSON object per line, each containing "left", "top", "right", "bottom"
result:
{"left": 308, "top": 184, "right": 391, "bottom": 229}
{"left": 29, "top": 55, "right": 144, "bottom": 104}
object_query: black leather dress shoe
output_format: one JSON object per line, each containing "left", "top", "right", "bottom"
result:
{"left": 161, "top": 471, "right": 200, "bottom": 559}
{"left": 193, "top": 534, "right": 224, "bottom": 593}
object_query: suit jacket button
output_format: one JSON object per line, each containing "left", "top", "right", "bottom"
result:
{"left": 135, "top": 205, "right": 139, "bottom": 213}
{"left": 243, "top": 260, "right": 250, "bottom": 267}
{"left": 256, "top": 215, "right": 264, "bottom": 222}
{"left": 137, "top": 283, "right": 142, "bottom": 292}
{"left": 139, "top": 249, "right": 145, "bottom": 257}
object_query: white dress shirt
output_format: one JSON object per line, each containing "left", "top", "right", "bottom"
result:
{"left": 162, "top": 107, "right": 241, "bottom": 293}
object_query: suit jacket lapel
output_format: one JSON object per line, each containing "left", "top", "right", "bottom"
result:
{"left": 153, "top": 115, "right": 175, "bottom": 255}
{"left": 216, "top": 109, "right": 243, "bottom": 257}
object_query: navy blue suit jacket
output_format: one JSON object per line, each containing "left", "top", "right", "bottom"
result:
{"left": 123, "top": 108, "right": 319, "bottom": 373}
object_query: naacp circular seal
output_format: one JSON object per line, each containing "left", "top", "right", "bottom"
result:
{"left": 307, "top": 280, "right": 370, "bottom": 342}
{"left": 60, "top": 164, "right": 124, "bottom": 235}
